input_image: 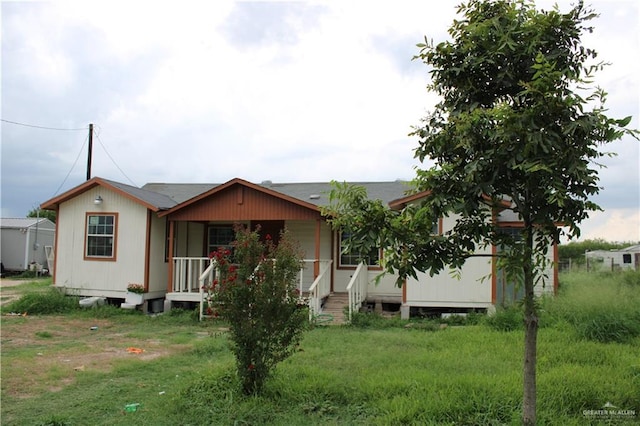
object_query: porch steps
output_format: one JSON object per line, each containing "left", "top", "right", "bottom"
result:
{"left": 320, "top": 292, "right": 349, "bottom": 325}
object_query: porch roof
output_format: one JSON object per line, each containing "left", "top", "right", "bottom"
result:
{"left": 157, "top": 178, "right": 324, "bottom": 220}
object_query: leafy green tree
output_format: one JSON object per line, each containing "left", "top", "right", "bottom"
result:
{"left": 204, "top": 226, "right": 308, "bottom": 395}
{"left": 324, "top": 1, "right": 637, "bottom": 424}
{"left": 27, "top": 208, "right": 56, "bottom": 224}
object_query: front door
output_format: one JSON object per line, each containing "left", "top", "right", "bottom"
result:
{"left": 495, "top": 227, "right": 525, "bottom": 306}
{"left": 251, "top": 220, "right": 285, "bottom": 245}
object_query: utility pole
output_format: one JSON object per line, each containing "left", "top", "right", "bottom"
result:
{"left": 87, "top": 123, "right": 94, "bottom": 181}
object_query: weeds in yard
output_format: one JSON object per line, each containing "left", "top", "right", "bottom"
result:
{"left": 36, "top": 415, "right": 71, "bottom": 426}
{"left": 545, "top": 270, "right": 640, "bottom": 343}
{"left": 348, "top": 310, "right": 407, "bottom": 328}
{"left": 3, "top": 287, "right": 80, "bottom": 315}
{"left": 484, "top": 305, "right": 525, "bottom": 331}
{"left": 2, "top": 271, "right": 639, "bottom": 425}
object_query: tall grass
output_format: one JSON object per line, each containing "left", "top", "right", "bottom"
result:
{"left": 544, "top": 269, "right": 640, "bottom": 343}
{"left": 3, "top": 287, "right": 80, "bottom": 315}
{"left": 2, "top": 271, "right": 639, "bottom": 424}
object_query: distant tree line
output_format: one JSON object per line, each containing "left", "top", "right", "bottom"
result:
{"left": 27, "top": 208, "right": 56, "bottom": 224}
{"left": 559, "top": 239, "right": 638, "bottom": 264}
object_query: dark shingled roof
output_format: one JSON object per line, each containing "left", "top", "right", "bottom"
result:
{"left": 259, "top": 181, "right": 414, "bottom": 206}
{"left": 101, "top": 178, "right": 178, "bottom": 210}
{"left": 142, "top": 183, "right": 219, "bottom": 204}
{"left": 142, "top": 180, "right": 414, "bottom": 207}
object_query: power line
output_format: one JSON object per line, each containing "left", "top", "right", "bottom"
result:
{"left": 94, "top": 131, "right": 138, "bottom": 187}
{"left": 1, "top": 118, "right": 87, "bottom": 131}
{"left": 52, "top": 133, "right": 89, "bottom": 197}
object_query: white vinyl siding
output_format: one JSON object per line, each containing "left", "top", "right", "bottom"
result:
{"left": 54, "top": 187, "right": 148, "bottom": 297}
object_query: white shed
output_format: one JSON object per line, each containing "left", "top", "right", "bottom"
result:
{"left": 586, "top": 244, "right": 640, "bottom": 271}
{"left": 0, "top": 218, "right": 55, "bottom": 273}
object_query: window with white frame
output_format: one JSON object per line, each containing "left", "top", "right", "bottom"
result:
{"left": 86, "top": 214, "right": 116, "bottom": 259}
{"left": 339, "top": 230, "right": 381, "bottom": 267}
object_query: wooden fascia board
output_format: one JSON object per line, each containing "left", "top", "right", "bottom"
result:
{"left": 498, "top": 221, "right": 564, "bottom": 228}
{"left": 389, "top": 190, "right": 431, "bottom": 210}
{"left": 40, "top": 178, "right": 101, "bottom": 210}
{"left": 40, "top": 177, "right": 161, "bottom": 212}
{"left": 158, "top": 177, "right": 322, "bottom": 218}
{"left": 481, "top": 194, "right": 512, "bottom": 210}
{"left": 389, "top": 191, "right": 512, "bottom": 211}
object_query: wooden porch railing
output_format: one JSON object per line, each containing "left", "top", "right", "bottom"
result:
{"left": 172, "top": 257, "right": 210, "bottom": 293}
{"left": 193, "top": 258, "right": 333, "bottom": 321}
{"left": 308, "top": 260, "right": 333, "bottom": 320}
{"left": 346, "top": 261, "right": 368, "bottom": 322}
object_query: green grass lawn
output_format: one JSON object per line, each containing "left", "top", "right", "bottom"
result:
{"left": 1, "top": 272, "right": 639, "bottom": 425}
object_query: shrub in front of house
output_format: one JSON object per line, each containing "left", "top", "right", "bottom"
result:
{"left": 484, "top": 305, "right": 524, "bottom": 332}
{"left": 205, "top": 226, "right": 308, "bottom": 395}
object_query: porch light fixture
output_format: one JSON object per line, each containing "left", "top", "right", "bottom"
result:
{"left": 94, "top": 195, "right": 103, "bottom": 205}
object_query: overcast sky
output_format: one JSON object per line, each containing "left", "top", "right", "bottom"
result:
{"left": 1, "top": 1, "right": 638, "bottom": 243}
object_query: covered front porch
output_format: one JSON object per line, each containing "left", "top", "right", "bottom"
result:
{"left": 157, "top": 179, "right": 368, "bottom": 321}
{"left": 165, "top": 256, "right": 331, "bottom": 302}
{"left": 164, "top": 255, "right": 369, "bottom": 323}
{"left": 163, "top": 218, "right": 332, "bottom": 300}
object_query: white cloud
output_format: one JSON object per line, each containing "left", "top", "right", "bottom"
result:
{"left": 1, "top": 0, "right": 638, "bottom": 244}
{"left": 577, "top": 208, "right": 640, "bottom": 243}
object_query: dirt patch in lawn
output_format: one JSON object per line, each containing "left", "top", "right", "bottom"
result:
{"left": 1, "top": 316, "right": 192, "bottom": 399}
{"left": 0, "top": 278, "right": 31, "bottom": 307}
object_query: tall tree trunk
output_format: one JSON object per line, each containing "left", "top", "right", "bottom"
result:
{"left": 522, "top": 225, "right": 538, "bottom": 426}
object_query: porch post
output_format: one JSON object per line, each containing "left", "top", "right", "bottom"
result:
{"left": 314, "top": 219, "right": 321, "bottom": 278}
{"left": 143, "top": 210, "right": 152, "bottom": 291}
{"left": 401, "top": 279, "right": 410, "bottom": 319}
{"left": 167, "top": 220, "right": 175, "bottom": 292}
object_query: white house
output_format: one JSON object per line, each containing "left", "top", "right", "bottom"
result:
{"left": 0, "top": 217, "right": 55, "bottom": 274}
{"left": 585, "top": 244, "right": 640, "bottom": 271}
{"left": 40, "top": 176, "right": 558, "bottom": 319}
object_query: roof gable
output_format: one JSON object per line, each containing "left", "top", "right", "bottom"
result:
{"left": 159, "top": 178, "right": 324, "bottom": 220}
{"left": 40, "top": 177, "right": 177, "bottom": 212}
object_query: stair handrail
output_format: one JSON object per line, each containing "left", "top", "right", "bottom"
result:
{"left": 346, "top": 261, "right": 368, "bottom": 322}
{"left": 198, "top": 259, "right": 217, "bottom": 320}
{"left": 307, "top": 260, "right": 333, "bottom": 320}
